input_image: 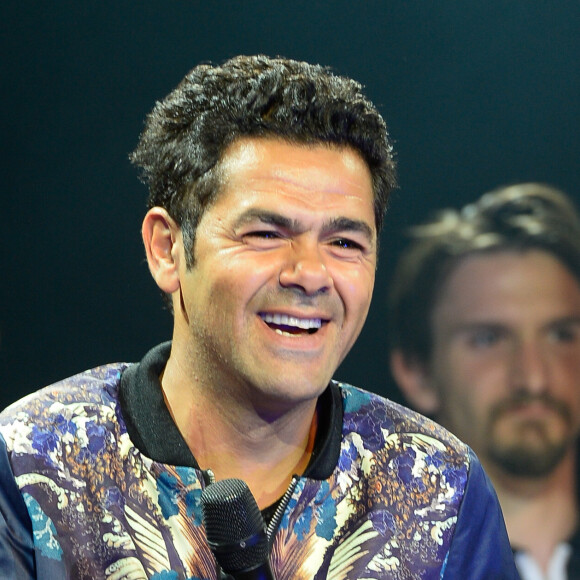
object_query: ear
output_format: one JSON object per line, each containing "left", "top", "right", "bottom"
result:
{"left": 142, "top": 207, "right": 182, "bottom": 295}
{"left": 390, "top": 349, "right": 440, "bottom": 415}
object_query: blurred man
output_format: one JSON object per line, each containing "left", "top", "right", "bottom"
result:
{"left": 389, "top": 183, "right": 580, "bottom": 579}
{"left": 0, "top": 55, "right": 516, "bottom": 578}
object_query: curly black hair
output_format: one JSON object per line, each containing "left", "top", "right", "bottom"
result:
{"left": 130, "top": 55, "right": 397, "bottom": 266}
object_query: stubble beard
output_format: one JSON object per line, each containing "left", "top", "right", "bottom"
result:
{"left": 485, "top": 392, "right": 574, "bottom": 478}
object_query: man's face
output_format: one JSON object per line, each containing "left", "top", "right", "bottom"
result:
{"left": 427, "top": 250, "right": 580, "bottom": 478}
{"left": 174, "top": 137, "right": 376, "bottom": 412}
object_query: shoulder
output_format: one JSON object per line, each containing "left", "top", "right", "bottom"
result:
{"left": 316, "top": 384, "right": 514, "bottom": 577}
{"left": 335, "top": 382, "right": 472, "bottom": 501}
{"left": 337, "top": 382, "right": 469, "bottom": 460}
{"left": 0, "top": 362, "right": 131, "bottom": 452}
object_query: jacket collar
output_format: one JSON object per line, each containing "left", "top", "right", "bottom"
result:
{"left": 118, "top": 342, "right": 342, "bottom": 480}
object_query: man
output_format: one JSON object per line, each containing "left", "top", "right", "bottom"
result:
{"left": 389, "top": 183, "right": 580, "bottom": 579}
{"left": 0, "top": 55, "right": 516, "bottom": 578}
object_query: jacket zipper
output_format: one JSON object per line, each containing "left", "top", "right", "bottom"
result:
{"left": 266, "top": 475, "right": 299, "bottom": 548}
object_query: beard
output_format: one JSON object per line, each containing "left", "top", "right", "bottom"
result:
{"left": 487, "top": 435, "right": 568, "bottom": 477}
{"left": 485, "top": 392, "right": 574, "bottom": 478}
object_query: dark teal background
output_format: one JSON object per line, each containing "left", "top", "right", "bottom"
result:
{"left": 2, "top": 1, "right": 579, "bottom": 408}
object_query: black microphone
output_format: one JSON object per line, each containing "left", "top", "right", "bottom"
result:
{"left": 201, "top": 478, "right": 275, "bottom": 580}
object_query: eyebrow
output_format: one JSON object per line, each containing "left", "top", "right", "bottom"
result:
{"left": 450, "top": 315, "right": 580, "bottom": 336}
{"left": 450, "top": 321, "right": 507, "bottom": 335}
{"left": 233, "top": 209, "right": 375, "bottom": 242}
{"left": 546, "top": 315, "right": 580, "bottom": 327}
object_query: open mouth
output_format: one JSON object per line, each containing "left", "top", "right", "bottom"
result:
{"left": 259, "top": 313, "right": 324, "bottom": 336}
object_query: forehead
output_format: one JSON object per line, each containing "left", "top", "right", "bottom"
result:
{"left": 433, "top": 250, "right": 580, "bottom": 326}
{"left": 215, "top": 137, "right": 375, "bottom": 215}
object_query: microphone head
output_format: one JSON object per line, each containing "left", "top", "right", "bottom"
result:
{"left": 201, "top": 478, "right": 269, "bottom": 574}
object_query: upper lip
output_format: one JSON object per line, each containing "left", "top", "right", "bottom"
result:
{"left": 259, "top": 312, "right": 328, "bottom": 329}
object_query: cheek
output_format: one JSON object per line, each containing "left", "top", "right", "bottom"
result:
{"left": 209, "top": 257, "right": 275, "bottom": 299}
{"left": 439, "top": 383, "right": 492, "bottom": 442}
{"left": 551, "top": 354, "right": 580, "bottom": 410}
{"left": 434, "top": 352, "right": 505, "bottom": 411}
{"left": 335, "top": 265, "right": 375, "bottom": 311}
{"left": 555, "top": 349, "right": 580, "bottom": 376}
{"left": 182, "top": 266, "right": 240, "bottom": 330}
{"left": 450, "top": 346, "right": 509, "bottom": 385}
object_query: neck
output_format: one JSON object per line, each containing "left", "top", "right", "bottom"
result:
{"left": 485, "top": 450, "right": 578, "bottom": 573}
{"left": 161, "top": 347, "right": 320, "bottom": 509}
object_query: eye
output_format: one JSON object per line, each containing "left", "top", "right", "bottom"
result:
{"left": 549, "top": 324, "right": 580, "bottom": 343}
{"left": 242, "top": 229, "right": 285, "bottom": 249}
{"left": 331, "top": 238, "right": 364, "bottom": 251}
{"left": 467, "top": 327, "right": 504, "bottom": 349}
{"left": 245, "top": 230, "right": 280, "bottom": 239}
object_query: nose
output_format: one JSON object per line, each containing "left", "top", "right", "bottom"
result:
{"left": 279, "top": 241, "right": 333, "bottom": 296}
{"left": 510, "top": 340, "right": 550, "bottom": 394}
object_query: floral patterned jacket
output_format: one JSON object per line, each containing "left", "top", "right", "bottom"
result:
{"left": 0, "top": 344, "right": 517, "bottom": 579}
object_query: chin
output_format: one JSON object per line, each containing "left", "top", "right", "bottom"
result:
{"left": 488, "top": 438, "right": 569, "bottom": 478}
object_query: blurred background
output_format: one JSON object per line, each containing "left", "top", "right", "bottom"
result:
{"left": 2, "top": 0, "right": 579, "bottom": 409}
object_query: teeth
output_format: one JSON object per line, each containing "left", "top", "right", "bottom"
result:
{"left": 275, "top": 329, "right": 294, "bottom": 337}
{"left": 260, "top": 313, "right": 322, "bottom": 329}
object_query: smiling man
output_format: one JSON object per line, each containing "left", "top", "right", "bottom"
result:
{"left": 0, "top": 55, "right": 516, "bottom": 578}
{"left": 389, "top": 183, "right": 580, "bottom": 579}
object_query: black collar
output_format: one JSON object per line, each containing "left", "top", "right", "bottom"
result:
{"left": 118, "top": 342, "right": 342, "bottom": 480}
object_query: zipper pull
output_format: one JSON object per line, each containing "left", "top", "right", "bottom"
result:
{"left": 202, "top": 468, "right": 216, "bottom": 486}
